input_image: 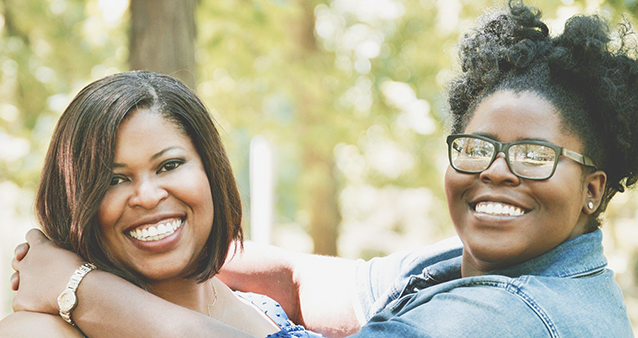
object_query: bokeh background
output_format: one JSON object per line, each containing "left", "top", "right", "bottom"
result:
{"left": 1, "top": 0, "right": 637, "bottom": 332}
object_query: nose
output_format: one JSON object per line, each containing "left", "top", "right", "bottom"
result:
{"left": 479, "top": 153, "right": 521, "bottom": 186}
{"left": 128, "top": 177, "right": 169, "bottom": 209}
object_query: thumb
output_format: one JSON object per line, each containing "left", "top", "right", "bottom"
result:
{"left": 25, "top": 228, "right": 48, "bottom": 245}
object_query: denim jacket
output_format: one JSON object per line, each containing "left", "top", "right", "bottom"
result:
{"left": 351, "top": 230, "right": 633, "bottom": 337}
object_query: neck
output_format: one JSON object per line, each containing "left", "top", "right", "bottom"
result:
{"left": 147, "top": 277, "right": 215, "bottom": 315}
{"left": 148, "top": 276, "right": 281, "bottom": 336}
{"left": 461, "top": 253, "right": 484, "bottom": 277}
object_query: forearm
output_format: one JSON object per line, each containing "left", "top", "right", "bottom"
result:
{"left": 293, "top": 254, "right": 360, "bottom": 337}
{"left": 218, "top": 241, "right": 301, "bottom": 324}
{"left": 219, "top": 241, "right": 361, "bottom": 337}
{"left": 73, "top": 271, "right": 252, "bottom": 337}
{"left": 13, "top": 230, "right": 253, "bottom": 337}
{"left": 0, "top": 312, "right": 83, "bottom": 338}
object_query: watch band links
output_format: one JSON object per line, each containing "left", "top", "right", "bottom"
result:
{"left": 58, "top": 262, "right": 97, "bottom": 326}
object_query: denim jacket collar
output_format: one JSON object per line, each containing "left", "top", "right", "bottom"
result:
{"left": 358, "top": 229, "right": 632, "bottom": 337}
{"left": 422, "top": 229, "right": 606, "bottom": 287}
{"left": 494, "top": 229, "right": 606, "bottom": 278}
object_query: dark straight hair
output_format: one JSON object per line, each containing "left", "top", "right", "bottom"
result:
{"left": 36, "top": 71, "right": 243, "bottom": 287}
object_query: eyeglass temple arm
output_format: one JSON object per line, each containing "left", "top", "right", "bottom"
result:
{"left": 562, "top": 148, "right": 596, "bottom": 168}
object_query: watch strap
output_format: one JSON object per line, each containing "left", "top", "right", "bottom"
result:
{"left": 58, "top": 262, "right": 97, "bottom": 326}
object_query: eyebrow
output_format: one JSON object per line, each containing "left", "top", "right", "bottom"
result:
{"left": 473, "top": 132, "right": 498, "bottom": 140}
{"left": 112, "top": 146, "right": 182, "bottom": 169}
{"left": 472, "top": 132, "right": 551, "bottom": 143}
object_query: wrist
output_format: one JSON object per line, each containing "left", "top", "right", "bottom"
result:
{"left": 57, "top": 263, "right": 97, "bottom": 326}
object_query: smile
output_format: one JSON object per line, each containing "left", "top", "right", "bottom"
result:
{"left": 128, "top": 219, "right": 183, "bottom": 242}
{"left": 474, "top": 201, "right": 525, "bottom": 216}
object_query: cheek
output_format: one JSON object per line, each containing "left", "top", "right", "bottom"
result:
{"left": 175, "top": 168, "right": 214, "bottom": 215}
{"left": 444, "top": 166, "right": 457, "bottom": 201}
{"left": 534, "top": 172, "right": 584, "bottom": 222}
{"left": 95, "top": 192, "right": 126, "bottom": 255}
{"left": 97, "top": 192, "right": 120, "bottom": 232}
{"left": 193, "top": 179, "right": 213, "bottom": 213}
{"left": 444, "top": 166, "right": 470, "bottom": 223}
{"left": 444, "top": 166, "right": 472, "bottom": 206}
{"left": 184, "top": 173, "right": 215, "bottom": 240}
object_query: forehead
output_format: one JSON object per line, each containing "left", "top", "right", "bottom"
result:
{"left": 464, "top": 90, "right": 582, "bottom": 150}
{"left": 114, "top": 109, "right": 194, "bottom": 158}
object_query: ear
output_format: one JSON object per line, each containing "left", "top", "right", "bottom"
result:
{"left": 582, "top": 170, "right": 606, "bottom": 215}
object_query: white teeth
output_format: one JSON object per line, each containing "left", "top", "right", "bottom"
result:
{"left": 128, "top": 219, "right": 183, "bottom": 241}
{"left": 475, "top": 202, "right": 524, "bottom": 216}
{"left": 486, "top": 204, "right": 494, "bottom": 214}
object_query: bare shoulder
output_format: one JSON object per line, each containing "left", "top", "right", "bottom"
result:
{"left": 0, "top": 311, "right": 84, "bottom": 337}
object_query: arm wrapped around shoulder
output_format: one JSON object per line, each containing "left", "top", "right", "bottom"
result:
{"left": 0, "top": 311, "right": 84, "bottom": 338}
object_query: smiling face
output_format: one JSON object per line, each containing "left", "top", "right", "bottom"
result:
{"left": 97, "top": 108, "right": 214, "bottom": 283}
{"left": 445, "top": 90, "right": 592, "bottom": 276}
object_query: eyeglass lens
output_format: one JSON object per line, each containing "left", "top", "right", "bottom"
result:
{"left": 450, "top": 137, "right": 557, "bottom": 179}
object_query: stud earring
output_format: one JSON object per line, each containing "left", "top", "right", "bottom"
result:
{"left": 587, "top": 201, "right": 594, "bottom": 210}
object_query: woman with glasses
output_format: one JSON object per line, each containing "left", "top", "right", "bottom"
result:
{"left": 222, "top": 1, "right": 638, "bottom": 335}
{"left": 8, "top": 1, "right": 638, "bottom": 336}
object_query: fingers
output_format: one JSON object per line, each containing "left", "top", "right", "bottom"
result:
{"left": 25, "top": 228, "right": 46, "bottom": 244}
{"left": 10, "top": 272, "right": 19, "bottom": 291}
{"left": 11, "top": 242, "right": 28, "bottom": 291}
{"left": 11, "top": 256, "right": 19, "bottom": 272}
{"left": 14, "top": 242, "right": 29, "bottom": 262}
{"left": 12, "top": 240, "right": 30, "bottom": 272}
{"left": 11, "top": 292, "right": 22, "bottom": 312}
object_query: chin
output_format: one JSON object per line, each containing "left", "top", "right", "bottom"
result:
{"left": 465, "top": 237, "right": 528, "bottom": 268}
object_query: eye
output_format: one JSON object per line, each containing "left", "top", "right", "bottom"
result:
{"left": 511, "top": 144, "right": 555, "bottom": 166}
{"left": 465, "top": 143, "right": 492, "bottom": 157}
{"left": 110, "top": 175, "right": 128, "bottom": 186}
{"left": 158, "top": 159, "right": 184, "bottom": 173}
{"left": 457, "top": 138, "right": 494, "bottom": 158}
{"left": 468, "top": 147, "right": 490, "bottom": 157}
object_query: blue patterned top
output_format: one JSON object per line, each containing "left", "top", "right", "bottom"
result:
{"left": 236, "top": 292, "right": 324, "bottom": 338}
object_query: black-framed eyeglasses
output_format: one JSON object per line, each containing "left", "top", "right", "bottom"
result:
{"left": 446, "top": 134, "right": 597, "bottom": 180}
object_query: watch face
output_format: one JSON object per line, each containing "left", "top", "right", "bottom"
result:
{"left": 58, "top": 290, "right": 77, "bottom": 312}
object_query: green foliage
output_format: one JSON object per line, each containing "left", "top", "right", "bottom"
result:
{"left": 0, "top": 0, "right": 127, "bottom": 187}
{"left": 2, "top": 0, "right": 638, "bottom": 308}
{"left": 1, "top": 0, "right": 635, "bottom": 255}
{"left": 192, "top": 0, "right": 598, "bottom": 253}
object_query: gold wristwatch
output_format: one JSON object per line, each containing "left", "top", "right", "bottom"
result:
{"left": 57, "top": 262, "right": 97, "bottom": 326}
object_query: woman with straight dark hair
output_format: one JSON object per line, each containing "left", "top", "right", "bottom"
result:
{"left": 38, "top": 71, "right": 242, "bottom": 288}
{"left": 1, "top": 71, "right": 319, "bottom": 337}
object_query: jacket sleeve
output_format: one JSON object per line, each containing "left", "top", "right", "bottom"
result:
{"left": 352, "top": 237, "right": 463, "bottom": 325}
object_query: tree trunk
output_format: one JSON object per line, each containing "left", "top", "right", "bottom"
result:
{"left": 129, "top": 0, "right": 197, "bottom": 88}
{"left": 304, "top": 150, "right": 341, "bottom": 255}
{"left": 293, "top": 0, "right": 341, "bottom": 256}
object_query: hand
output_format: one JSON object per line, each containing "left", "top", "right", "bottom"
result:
{"left": 10, "top": 242, "right": 29, "bottom": 291}
{"left": 11, "top": 228, "right": 85, "bottom": 315}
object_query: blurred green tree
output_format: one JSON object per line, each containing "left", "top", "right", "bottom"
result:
{"left": 0, "top": 0, "right": 125, "bottom": 188}
{"left": 190, "top": 0, "right": 638, "bottom": 257}
{"left": 2, "top": 2, "right": 638, "bottom": 322}
{"left": 129, "top": 0, "right": 197, "bottom": 88}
